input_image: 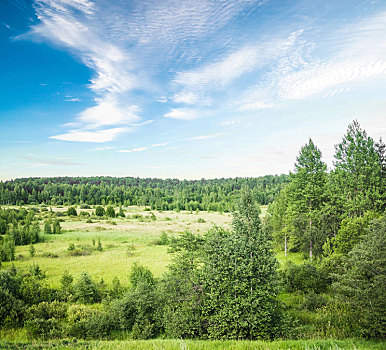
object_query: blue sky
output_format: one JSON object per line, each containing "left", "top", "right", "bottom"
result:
{"left": 1, "top": 0, "right": 385, "bottom": 180}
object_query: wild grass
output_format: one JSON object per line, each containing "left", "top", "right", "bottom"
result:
{"left": 1, "top": 205, "right": 302, "bottom": 288}
{"left": 0, "top": 338, "right": 383, "bottom": 350}
{"left": 2, "top": 207, "right": 232, "bottom": 287}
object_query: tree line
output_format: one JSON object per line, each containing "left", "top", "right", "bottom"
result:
{"left": 0, "top": 175, "right": 288, "bottom": 211}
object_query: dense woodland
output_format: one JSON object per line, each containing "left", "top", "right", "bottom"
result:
{"left": 0, "top": 175, "right": 288, "bottom": 211}
{"left": 0, "top": 120, "right": 385, "bottom": 342}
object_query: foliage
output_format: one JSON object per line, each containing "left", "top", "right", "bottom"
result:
{"left": 0, "top": 175, "right": 289, "bottom": 210}
{"left": 73, "top": 272, "right": 101, "bottom": 304}
{"left": 67, "top": 207, "right": 77, "bottom": 216}
{"left": 280, "top": 262, "right": 328, "bottom": 294}
{"left": 202, "top": 190, "right": 279, "bottom": 340}
{"left": 95, "top": 206, "right": 105, "bottom": 217}
{"left": 333, "top": 214, "right": 386, "bottom": 339}
{"left": 106, "top": 206, "right": 116, "bottom": 218}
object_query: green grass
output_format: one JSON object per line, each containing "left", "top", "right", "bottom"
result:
{"left": 2, "top": 207, "right": 232, "bottom": 288}
{"left": 0, "top": 339, "right": 383, "bottom": 350}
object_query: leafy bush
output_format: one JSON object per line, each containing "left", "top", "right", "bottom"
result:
{"left": 281, "top": 262, "right": 328, "bottom": 293}
{"left": 197, "top": 218, "right": 206, "bottom": 223}
{"left": 67, "top": 207, "right": 77, "bottom": 216}
{"left": 25, "top": 317, "right": 62, "bottom": 338}
{"left": 26, "top": 300, "right": 67, "bottom": 320}
{"left": 73, "top": 272, "right": 101, "bottom": 304}
{"left": 301, "top": 291, "right": 328, "bottom": 311}
{"left": 106, "top": 206, "right": 115, "bottom": 218}
{"left": 79, "top": 211, "right": 90, "bottom": 218}
{"left": 95, "top": 206, "right": 105, "bottom": 217}
{"left": 0, "top": 287, "right": 25, "bottom": 326}
{"left": 153, "top": 232, "right": 169, "bottom": 245}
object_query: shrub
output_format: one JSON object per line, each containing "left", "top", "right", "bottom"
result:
{"left": 95, "top": 206, "right": 105, "bottom": 217}
{"left": 25, "top": 318, "right": 62, "bottom": 338}
{"left": 67, "top": 207, "right": 77, "bottom": 216}
{"left": 153, "top": 232, "right": 169, "bottom": 245}
{"left": 44, "top": 220, "right": 52, "bottom": 234}
{"left": 281, "top": 261, "right": 328, "bottom": 293}
{"left": 79, "top": 211, "right": 90, "bottom": 218}
{"left": 26, "top": 300, "right": 67, "bottom": 320}
{"left": 197, "top": 218, "right": 206, "bottom": 223}
{"left": 106, "top": 206, "right": 115, "bottom": 218}
{"left": 73, "top": 272, "right": 101, "bottom": 304}
{"left": 0, "top": 288, "right": 25, "bottom": 326}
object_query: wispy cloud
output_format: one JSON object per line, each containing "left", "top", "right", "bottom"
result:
{"left": 272, "top": 11, "right": 386, "bottom": 100}
{"left": 24, "top": 0, "right": 265, "bottom": 142}
{"left": 19, "top": 154, "right": 83, "bottom": 167}
{"left": 50, "top": 127, "right": 128, "bottom": 143}
{"left": 119, "top": 147, "right": 148, "bottom": 153}
{"left": 188, "top": 133, "right": 222, "bottom": 141}
{"left": 164, "top": 108, "right": 199, "bottom": 120}
{"left": 237, "top": 101, "right": 274, "bottom": 111}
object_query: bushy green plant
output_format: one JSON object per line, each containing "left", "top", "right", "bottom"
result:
{"left": 281, "top": 261, "right": 328, "bottom": 293}
{"left": 67, "top": 207, "right": 77, "bottom": 216}
{"left": 73, "top": 272, "right": 101, "bottom": 304}
{"left": 106, "top": 206, "right": 115, "bottom": 218}
{"left": 95, "top": 206, "right": 105, "bottom": 217}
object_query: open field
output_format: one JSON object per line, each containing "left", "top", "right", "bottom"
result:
{"left": 0, "top": 205, "right": 304, "bottom": 288}
{"left": 2, "top": 206, "right": 235, "bottom": 287}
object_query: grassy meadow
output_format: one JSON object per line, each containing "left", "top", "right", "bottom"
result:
{"left": 2, "top": 206, "right": 236, "bottom": 287}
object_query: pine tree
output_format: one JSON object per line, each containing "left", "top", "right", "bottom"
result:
{"left": 331, "top": 120, "right": 384, "bottom": 218}
{"left": 287, "top": 139, "right": 327, "bottom": 260}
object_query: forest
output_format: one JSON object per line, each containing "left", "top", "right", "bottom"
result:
{"left": 0, "top": 174, "right": 288, "bottom": 211}
{"left": 0, "top": 120, "right": 385, "bottom": 349}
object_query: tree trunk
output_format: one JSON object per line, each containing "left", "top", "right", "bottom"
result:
{"left": 309, "top": 218, "right": 313, "bottom": 261}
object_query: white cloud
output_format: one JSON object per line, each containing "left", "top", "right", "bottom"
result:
{"left": 164, "top": 108, "right": 199, "bottom": 120}
{"left": 152, "top": 143, "right": 168, "bottom": 147}
{"left": 188, "top": 133, "right": 222, "bottom": 141}
{"left": 89, "top": 146, "right": 115, "bottom": 151}
{"left": 172, "top": 30, "right": 305, "bottom": 107}
{"left": 119, "top": 147, "right": 148, "bottom": 153}
{"left": 50, "top": 127, "right": 128, "bottom": 143}
{"left": 221, "top": 120, "right": 236, "bottom": 126}
{"left": 156, "top": 97, "right": 168, "bottom": 103}
{"left": 78, "top": 98, "right": 140, "bottom": 128}
{"left": 273, "top": 11, "right": 386, "bottom": 100}
{"left": 172, "top": 91, "right": 200, "bottom": 105}
{"left": 25, "top": 0, "right": 266, "bottom": 141}
{"left": 278, "top": 60, "right": 386, "bottom": 100}
{"left": 237, "top": 101, "right": 274, "bottom": 111}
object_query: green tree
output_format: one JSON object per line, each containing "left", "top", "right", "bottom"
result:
{"left": 118, "top": 206, "right": 125, "bottom": 217}
{"left": 287, "top": 139, "right": 327, "bottom": 260}
{"left": 29, "top": 244, "right": 35, "bottom": 257}
{"left": 331, "top": 120, "right": 384, "bottom": 218}
{"left": 106, "top": 206, "right": 115, "bottom": 218}
{"left": 67, "top": 207, "right": 77, "bottom": 216}
{"left": 334, "top": 214, "right": 386, "bottom": 338}
{"left": 52, "top": 220, "right": 61, "bottom": 234}
{"left": 73, "top": 272, "right": 101, "bottom": 304}
{"left": 44, "top": 220, "right": 52, "bottom": 234}
{"left": 202, "top": 190, "right": 279, "bottom": 339}
{"left": 95, "top": 206, "right": 105, "bottom": 217}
